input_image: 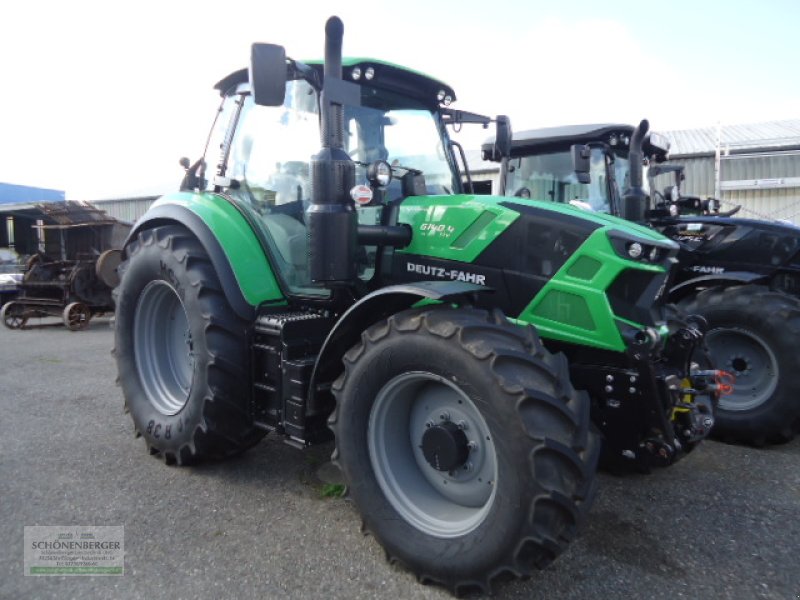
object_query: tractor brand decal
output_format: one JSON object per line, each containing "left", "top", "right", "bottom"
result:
{"left": 406, "top": 262, "right": 486, "bottom": 285}
{"left": 687, "top": 265, "right": 725, "bottom": 275}
{"left": 419, "top": 223, "right": 456, "bottom": 238}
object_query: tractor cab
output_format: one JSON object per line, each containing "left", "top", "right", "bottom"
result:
{"left": 183, "top": 56, "right": 510, "bottom": 297}
{"left": 484, "top": 123, "right": 673, "bottom": 217}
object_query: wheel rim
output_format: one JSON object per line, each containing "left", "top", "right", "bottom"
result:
{"left": 65, "top": 303, "right": 90, "bottom": 330}
{"left": 2, "top": 303, "right": 27, "bottom": 329}
{"left": 134, "top": 281, "right": 195, "bottom": 415}
{"left": 705, "top": 327, "right": 779, "bottom": 412}
{"left": 368, "top": 372, "right": 497, "bottom": 538}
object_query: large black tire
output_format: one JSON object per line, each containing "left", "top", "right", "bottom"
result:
{"left": 329, "top": 307, "right": 599, "bottom": 595}
{"left": 680, "top": 285, "right": 800, "bottom": 444}
{"left": 114, "top": 225, "right": 265, "bottom": 464}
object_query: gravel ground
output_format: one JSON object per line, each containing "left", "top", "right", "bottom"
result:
{"left": 1, "top": 318, "right": 798, "bottom": 600}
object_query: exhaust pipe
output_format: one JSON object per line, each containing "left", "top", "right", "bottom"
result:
{"left": 621, "top": 119, "right": 649, "bottom": 222}
{"left": 307, "top": 16, "right": 357, "bottom": 284}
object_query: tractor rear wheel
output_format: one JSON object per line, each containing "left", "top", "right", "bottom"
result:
{"left": 680, "top": 285, "right": 800, "bottom": 444}
{"left": 114, "top": 225, "right": 265, "bottom": 464}
{"left": 330, "top": 306, "right": 599, "bottom": 595}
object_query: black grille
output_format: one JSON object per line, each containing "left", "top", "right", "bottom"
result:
{"left": 607, "top": 269, "right": 667, "bottom": 326}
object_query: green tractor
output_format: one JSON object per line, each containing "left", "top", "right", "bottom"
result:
{"left": 484, "top": 121, "right": 800, "bottom": 445}
{"left": 115, "top": 18, "right": 723, "bottom": 594}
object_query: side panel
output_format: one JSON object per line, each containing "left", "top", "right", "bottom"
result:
{"left": 131, "top": 192, "right": 285, "bottom": 312}
{"left": 517, "top": 229, "right": 665, "bottom": 352}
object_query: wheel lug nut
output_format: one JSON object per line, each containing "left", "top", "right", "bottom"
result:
{"left": 467, "top": 441, "right": 478, "bottom": 451}
{"left": 425, "top": 421, "right": 434, "bottom": 428}
{"left": 463, "top": 462, "right": 473, "bottom": 471}
{"left": 457, "top": 420, "right": 468, "bottom": 430}
{"left": 439, "top": 412, "right": 450, "bottom": 421}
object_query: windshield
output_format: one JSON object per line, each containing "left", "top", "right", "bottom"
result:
{"left": 609, "top": 152, "right": 651, "bottom": 200}
{"left": 344, "top": 88, "right": 458, "bottom": 196}
{"left": 506, "top": 148, "right": 610, "bottom": 212}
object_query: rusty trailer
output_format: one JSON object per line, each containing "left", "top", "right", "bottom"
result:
{"left": 0, "top": 202, "right": 130, "bottom": 330}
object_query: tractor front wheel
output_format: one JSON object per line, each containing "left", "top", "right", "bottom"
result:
{"left": 114, "top": 225, "right": 265, "bottom": 464}
{"left": 330, "top": 307, "right": 599, "bottom": 594}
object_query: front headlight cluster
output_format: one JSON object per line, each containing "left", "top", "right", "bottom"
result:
{"left": 608, "top": 230, "right": 677, "bottom": 265}
{"left": 625, "top": 241, "right": 663, "bottom": 263}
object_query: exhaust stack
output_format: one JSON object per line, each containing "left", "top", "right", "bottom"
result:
{"left": 307, "top": 16, "right": 358, "bottom": 284}
{"left": 621, "top": 119, "right": 649, "bottom": 223}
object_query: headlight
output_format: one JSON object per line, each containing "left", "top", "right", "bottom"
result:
{"left": 367, "top": 160, "right": 392, "bottom": 187}
{"left": 351, "top": 67, "right": 362, "bottom": 80}
{"left": 627, "top": 242, "right": 643, "bottom": 259}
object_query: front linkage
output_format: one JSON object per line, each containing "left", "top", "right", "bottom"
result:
{"left": 575, "top": 313, "right": 732, "bottom": 471}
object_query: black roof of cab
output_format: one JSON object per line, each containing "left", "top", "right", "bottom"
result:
{"left": 482, "top": 123, "right": 669, "bottom": 162}
{"left": 212, "top": 59, "right": 456, "bottom": 110}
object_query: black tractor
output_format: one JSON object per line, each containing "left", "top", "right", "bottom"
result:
{"left": 485, "top": 120, "right": 800, "bottom": 445}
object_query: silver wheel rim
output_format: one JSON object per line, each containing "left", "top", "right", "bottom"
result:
{"left": 134, "top": 280, "right": 195, "bottom": 415}
{"left": 706, "top": 327, "right": 778, "bottom": 412}
{"left": 368, "top": 372, "right": 497, "bottom": 538}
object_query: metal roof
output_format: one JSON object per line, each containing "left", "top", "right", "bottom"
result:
{"left": 0, "top": 182, "right": 65, "bottom": 204}
{"left": 663, "top": 119, "right": 800, "bottom": 157}
{"left": 0, "top": 200, "right": 121, "bottom": 228}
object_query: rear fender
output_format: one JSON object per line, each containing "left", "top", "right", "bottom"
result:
{"left": 669, "top": 271, "right": 765, "bottom": 303}
{"left": 127, "top": 192, "right": 285, "bottom": 320}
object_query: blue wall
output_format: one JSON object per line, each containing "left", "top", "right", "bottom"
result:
{"left": 0, "top": 182, "right": 65, "bottom": 204}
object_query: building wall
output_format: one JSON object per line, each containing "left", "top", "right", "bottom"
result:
{"left": 90, "top": 197, "right": 158, "bottom": 224}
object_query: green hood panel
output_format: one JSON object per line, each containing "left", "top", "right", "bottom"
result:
{"left": 398, "top": 195, "right": 519, "bottom": 262}
{"left": 397, "top": 194, "right": 673, "bottom": 262}
{"left": 151, "top": 192, "right": 284, "bottom": 306}
{"left": 519, "top": 229, "right": 654, "bottom": 352}
{"left": 397, "top": 194, "right": 670, "bottom": 353}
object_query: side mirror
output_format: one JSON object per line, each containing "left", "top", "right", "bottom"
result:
{"left": 571, "top": 144, "right": 591, "bottom": 184}
{"left": 493, "top": 115, "right": 512, "bottom": 160}
{"left": 250, "top": 43, "right": 287, "bottom": 106}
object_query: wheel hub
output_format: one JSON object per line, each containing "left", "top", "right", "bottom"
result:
{"left": 705, "top": 327, "right": 779, "bottom": 412}
{"left": 729, "top": 356, "right": 750, "bottom": 375}
{"left": 421, "top": 421, "right": 469, "bottom": 472}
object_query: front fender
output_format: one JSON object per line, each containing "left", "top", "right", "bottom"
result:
{"left": 669, "top": 271, "right": 765, "bottom": 302}
{"left": 128, "top": 192, "right": 284, "bottom": 320}
{"left": 308, "top": 281, "right": 491, "bottom": 404}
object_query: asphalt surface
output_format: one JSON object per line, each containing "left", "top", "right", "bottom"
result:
{"left": 1, "top": 318, "right": 799, "bottom": 600}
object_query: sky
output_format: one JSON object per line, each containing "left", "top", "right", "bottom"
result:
{"left": 1, "top": 0, "right": 798, "bottom": 199}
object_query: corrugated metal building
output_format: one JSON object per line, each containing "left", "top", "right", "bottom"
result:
{"left": 659, "top": 119, "right": 800, "bottom": 224}
{"left": 89, "top": 196, "right": 159, "bottom": 224}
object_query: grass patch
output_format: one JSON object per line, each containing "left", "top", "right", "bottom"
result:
{"left": 320, "top": 483, "right": 346, "bottom": 498}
